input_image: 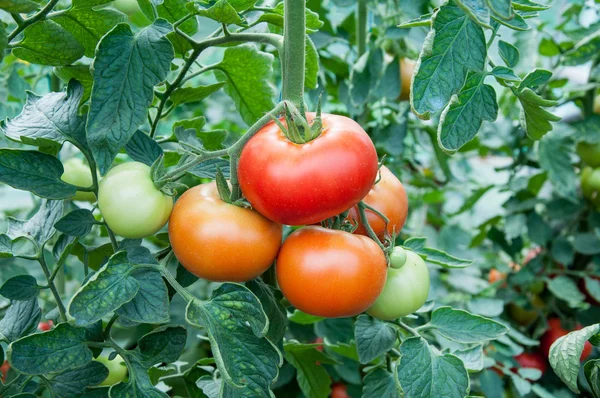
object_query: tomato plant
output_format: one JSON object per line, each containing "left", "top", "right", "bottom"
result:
{"left": 95, "top": 354, "right": 128, "bottom": 386}
{"left": 61, "top": 158, "right": 96, "bottom": 202}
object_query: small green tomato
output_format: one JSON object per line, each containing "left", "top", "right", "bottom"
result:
{"left": 581, "top": 166, "right": 600, "bottom": 208}
{"left": 367, "top": 247, "right": 430, "bottom": 320}
{"left": 95, "top": 354, "right": 128, "bottom": 386}
{"left": 98, "top": 162, "right": 173, "bottom": 239}
{"left": 577, "top": 141, "right": 600, "bottom": 168}
{"left": 61, "top": 158, "right": 96, "bottom": 202}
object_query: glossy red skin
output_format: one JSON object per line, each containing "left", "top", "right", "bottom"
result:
{"left": 169, "top": 182, "right": 282, "bottom": 282}
{"left": 238, "top": 113, "right": 379, "bottom": 225}
{"left": 514, "top": 352, "right": 547, "bottom": 376}
{"left": 331, "top": 383, "right": 350, "bottom": 398}
{"left": 346, "top": 166, "right": 408, "bottom": 238}
{"left": 38, "top": 320, "right": 54, "bottom": 331}
{"left": 540, "top": 318, "right": 593, "bottom": 360}
{"left": 276, "top": 226, "right": 387, "bottom": 318}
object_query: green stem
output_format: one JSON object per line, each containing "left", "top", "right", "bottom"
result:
{"left": 281, "top": 0, "right": 306, "bottom": 109}
{"left": 7, "top": 0, "right": 60, "bottom": 42}
{"left": 38, "top": 250, "right": 67, "bottom": 322}
{"left": 158, "top": 266, "right": 195, "bottom": 302}
{"left": 356, "top": 0, "right": 368, "bottom": 57}
{"left": 104, "top": 314, "right": 119, "bottom": 337}
{"left": 104, "top": 223, "right": 118, "bottom": 251}
{"left": 357, "top": 201, "right": 385, "bottom": 251}
{"left": 398, "top": 320, "right": 420, "bottom": 337}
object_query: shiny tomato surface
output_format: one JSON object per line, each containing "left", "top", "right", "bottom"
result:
{"left": 238, "top": 113, "right": 379, "bottom": 225}
{"left": 276, "top": 226, "right": 387, "bottom": 317}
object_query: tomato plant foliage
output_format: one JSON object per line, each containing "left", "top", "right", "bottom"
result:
{"left": 0, "top": 0, "right": 598, "bottom": 397}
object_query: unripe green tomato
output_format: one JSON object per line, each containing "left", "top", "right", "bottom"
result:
{"left": 61, "top": 158, "right": 96, "bottom": 202}
{"left": 98, "top": 162, "right": 173, "bottom": 239}
{"left": 367, "top": 248, "right": 430, "bottom": 320}
{"left": 577, "top": 142, "right": 600, "bottom": 168}
{"left": 581, "top": 167, "right": 600, "bottom": 207}
{"left": 95, "top": 354, "right": 128, "bottom": 386}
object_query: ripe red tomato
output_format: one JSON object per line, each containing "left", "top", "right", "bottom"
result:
{"left": 38, "top": 320, "right": 54, "bottom": 331}
{"left": 238, "top": 113, "right": 379, "bottom": 225}
{"left": 169, "top": 182, "right": 282, "bottom": 282}
{"left": 1, "top": 360, "right": 9, "bottom": 382}
{"left": 540, "top": 318, "right": 593, "bottom": 360}
{"left": 346, "top": 166, "right": 408, "bottom": 238}
{"left": 276, "top": 226, "right": 387, "bottom": 318}
{"left": 331, "top": 383, "right": 350, "bottom": 398}
{"left": 514, "top": 352, "right": 547, "bottom": 376}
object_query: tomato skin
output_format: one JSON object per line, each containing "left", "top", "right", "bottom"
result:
{"left": 276, "top": 226, "right": 387, "bottom": 318}
{"left": 238, "top": 113, "right": 379, "bottom": 226}
{"left": 95, "top": 354, "right": 128, "bottom": 386}
{"left": 1, "top": 360, "right": 10, "bottom": 382}
{"left": 346, "top": 166, "right": 408, "bottom": 238}
{"left": 514, "top": 352, "right": 547, "bottom": 375}
{"left": 98, "top": 162, "right": 173, "bottom": 239}
{"left": 540, "top": 318, "right": 593, "bottom": 360}
{"left": 581, "top": 167, "right": 600, "bottom": 207}
{"left": 367, "top": 248, "right": 430, "bottom": 320}
{"left": 488, "top": 269, "right": 506, "bottom": 285}
{"left": 577, "top": 142, "right": 600, "bottom": 168}
{"left": 169, "top": 182, "right": 282, "bottom": 282}
{"left": 331, "top": 383, "right": 350, "bottom": 398}
{"left": 399, "top": 59, "right": 415, "bottom": 101}
{"left": 38, "top": 320, "right": 54, "bottom": 331}
{"left": 61, "top": 158, "right": 96, "bottom": 202}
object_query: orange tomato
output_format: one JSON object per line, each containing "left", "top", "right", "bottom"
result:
{"left": 276, "top": 226, "right": 387, "bottom": 318}
{"left": 488, "top": 268, "right": 506, "bottom": 284}
{"left": 331, "top": 383, "right": 350, "bottom": 398}
{"left": 399, "top": 58, "right": 415, "bottom": 101}
{"left": 169, "top": 182, "right": 282, "bottom": 282}
{"left": 347, "top": 166, "right": 408, "bottom": 238}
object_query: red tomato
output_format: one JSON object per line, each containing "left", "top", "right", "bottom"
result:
{"left": 514, "top": 352, "right": 547, "bottom": 376}
{"left": 540, "top": 318, "right": 593, "bottom": 360}
{"left": 346, "top": 166, "right": 408, "bottom": 238}
{"left": 276, "top": 226, "right": 387, "bottom": 318}
{"left": 331, "top": 383, "right": 350, "bottom": 398}
{"left": 169, "top": 182, "right": 282, "bottom": 282}
{"left": 238, "top": 113, "right": 379, "bottom": 225}
{"left": 1, "top": 360, "right": 9, "bottom": 382}
{"left": 38, "top": 320, "right": 54, "bottom": 331}
{"left": 314, "top": 337, "right": 324, "bottom": 352}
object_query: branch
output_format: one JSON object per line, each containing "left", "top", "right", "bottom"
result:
{"left": 7, "top": 0, "right": 61, "bottom": 42}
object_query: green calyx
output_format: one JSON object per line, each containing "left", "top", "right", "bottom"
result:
{"left": 390, "top": 247, "right": 408, "bottom": 269}
{"left": 272, "top": 100, "right": 323, "bottom": 144}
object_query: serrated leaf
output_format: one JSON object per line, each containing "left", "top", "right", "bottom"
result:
{"left": 397, "top": 337, "right": 469, "bottom": 398}
{"left": 0, "top": 0, "right": 38, "bottom": 13}
{"left": 486, "top": 0, "right": 512, "bottom": 20}
{"left": 363, "top": 368, "right": 400, "bottom": 398}
{"left": 0, "top": 299, "right": 41, "bottom": 343}
{"left": 188, "top": 0, "right": 242, "bottom": 25}
{"left": 7, "top": 200, "right": 63, "bottom": 245}
{"left": 55, "top": 209, "right": 98, "bottom": 237}
{"left": 517, "top": 88, "right": 561, "bottom": 140}
{"left": 563, "top": 31, "right": 600, "bottom": 66}
{"left": 355, "top": 315, "right": 397, "bottom": 364}
{"left": 170, "top": 82, "right": 225, "bottom": 106}
{"left": 519, "top": 69, "right": 552, "bottom": 90}
{"left": 68, "top": 252, "right": 140, "bottom": 326}
{"left": 86, "top": 19, "right": 174, "bottom": 174}
{"left": 438, "top": 71, "right": 498, "bottom": 152}
{"left": 512, "top": 0, "right": 550, "bottom": 11}
{"left": 402, "top": 238, "right": 474, "bottom": 268}
{"left": 157, "top": 0, "right": 198, "bottom": 56}
{"left": 428, "top": 306, "right": 508, "bottom": 343}
{"left": 454, "top": 345, "right": 484, "bottom": 371}
{"left": 215, "top": 45, "right": 276, "bottom": 126}
{"left": 490, "top": 66, "right": 520, "bottom": 81}
{"left": 549, "top": 324, "right": 600, "bottom": 394}
{"left": 398, "top": 13, "right": 432, "bottom": 28}
{"left": 247, "top": 279, "right": 287, "bottom": 351}
{"left": 186, "top": 158, "right": 230, "bottom": 179}
{"left": 2, "top": 79, "right": 87, "bottom": 149}
{"left": 185, "top": 283, "right": 280, "bottom": 397}
{"left": 8, "top": 323, "right": 95, "bottom": 374}
{"left": 134, "top": 325, "right": 186, "bottom": 367}
{"left": 498, "top": 40, "right": 519, "bottom": 67}
{"left": 412, "top": 3, "right": 486, "bottom": 119}
{"left": 12, "top": 20, "right": 84, "bottom": 66}
{"left": 0, "top": 234, "right": 13, "bottom": 258}
{"left": 537, "top": 130, "right": 576, "bottom": 197}
{"left": 54, "top": 65, "right": 93, "bottom": 104}
{"left": 125, "top": 130, "right": 163, "bottom": 166}
{"left": 455, "top": 0, "right": 491, "bottom": 27}
{"left": 0, "top": 275, "right": 39, "bottom": 301}
{"left": 284, "top": 341, "right": 337, "bottom": 398}
{"left": 546, "top": 276, "right": 586, "bottom": 308}
{"left": 492, "top": 11, "right": 529, "bottom": 30}
{"left": 116, "top": 268, "right": 170, "bottom": 324}
{"left": 49, "top": 360, "right": 109, "bottom": 396}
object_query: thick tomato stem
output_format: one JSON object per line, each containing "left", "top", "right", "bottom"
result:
{"left": 357, "top": 201, "right": 386, "bottom": 252}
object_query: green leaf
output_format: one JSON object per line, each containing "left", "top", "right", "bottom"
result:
{"left": 549, "top": 324, "right": 600, "bottom": 394}
{"left": 54, "top": 65, "right": 93, "bottom": 104}
{"left": 247, "top": 279, "right": 288, "bottom": 351}
{"left": 584, "top": 359, "right": 600, "bottom": 398}
{"left": 363, "top": 368, "right": 400, "bottom": 398}
{"left": 454, "top": 345, "right": 484, "bottom": 372}
{"left": 455, "top": 0, "right": 491, "bottom": 27}
{"left": 350, "top": 49, "right": 384, "bottom": 108}
{"left": 49, "top": 360, "right": 109, "bottom": 395}
{"left": 490, "top": 66, "right": 520, "bottom": 81}
{"left": 573, "top": 232, "right": 600, "bottom": 255}
{"left": 256, "top": 2, "right": 323, "bottom": 33}
{"left": 412, "top": 3, "right": 486, "bottom": 119}
{"left": 498, "top": 40, "right": 520, "bottom": 67}
{"left": 0, "top": 299, "right": 41, "bottom": 343}
{"left": 68, "top": 252, "right": 140, "bottom": 326}
{"left": 125, "top": 130, "right": 163, "bottom": 166}
{"left": 55, "top": 209, "right": 98, "bottom": 237}
{"left": 546, "top": 276, "right": 586, "bottom": 308}
{"left": 537, "top": 130, "right": 576, "bottom": 197}
{"left": 584, "top": 277, "right": 600, "bottom": 304}
{"left": 215, "top": 45, "right": 276, "bottom": 126}
{"left": 185, "top": 283, "right": 281, "bottom": 397}
{"left": 375, "top": 58, "right": 401, "bottom": 101}
{"left": 398, "top": 13, "right": 433, "bottom": 28}
{"left": 0, "top": 234, "right": 13, "bottom": 258}
{"left": 188, "top": 0, "right": 242, "bottom": 25}
{"left": 86, "top": 20, "right": 174, "bottom": 174}
{"left": 305, "top": 36, "right": 319, "bottom": 90}
{"left": 519, "top": 69, "right": 552, "bottom": 90}
{"left": 486, "top": 0, "right": 513, "bottom": 20}
{"left": 157, "top": 0, "right": 198, "bottom": 55}
{"left": 0, "top": 0, "right": 38, "bottom": 13}
{"left": 428, "top": 306, "right": 508, "bottom": 343}
{"left": 0, "top": 275, "right": 40, "bottom": 301}
{"left": 512, "top": 0, "right": 550, "bottom": 11}
{"left": 52, "top": 0, "right": 127, "bottom": 58}
{"left": 402, "top": 238, "right": 474, "bottom": 268}
{"left": 116, "top": 268, "right": 170, "bottom": 324}
{"left": 134, "top": 325, "right": 187, "bottom": 367}
{"left": 397, "top": 337, "right": 469, "bottom": 398}
{"left": 355, "top": 315, "right": 397, "bottom": 364}
{"left": 8, "top": 323, "right": 95, "bottom": 374}
{"left": 110, "top": 357, "right": 168, "bottom": 397}
{"left": 170, "top": 82, "right": 225, "bottom": 106}
{"left": 516, "top": 88, "right": 561, "bottom": 140}
{"left": 492, "top": 11, "right": 529, "bottom": 30}
{"left": 438, "top": 71, "right": 498, "bottom": 152}
{"left": 2, "top": 80, "right": 87, "bottom": 149}
{"left": 284, "top": 341, "right": 337, "bottom": 398}
{"left": 563, "top": 31, "right": 600, "bottom": 66}
{"left": 7, "top": 200, "right": 63, "bottom": 245}
{"left": 12, "top": 20, "right": 84, "bottom": 66}
{"left": 450, "top": 185, "right": 494, "bottom": 216}
{"left": 288, "top": 310, "right": 325, "bottom": 325}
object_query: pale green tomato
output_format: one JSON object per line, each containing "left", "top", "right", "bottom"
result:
{"left": 367, "top": 248, "right": 430, "bottom": 320}
{"left": 95, "top": 354, "right": 128, "bottom": 386}
{"left": 61, "top": 158, "right": 96, "bottom": 202}
{"left": 576, "top": 141, "right": 600, "bottom": 168}
{"left": 113, "top": 0, "right": 139, "bottom": 15}
{"left": 98, "top": 162, "right": 173, "bottom": 239}
{"left": 581, "top": 167, "right": 600, "bottom": 208}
